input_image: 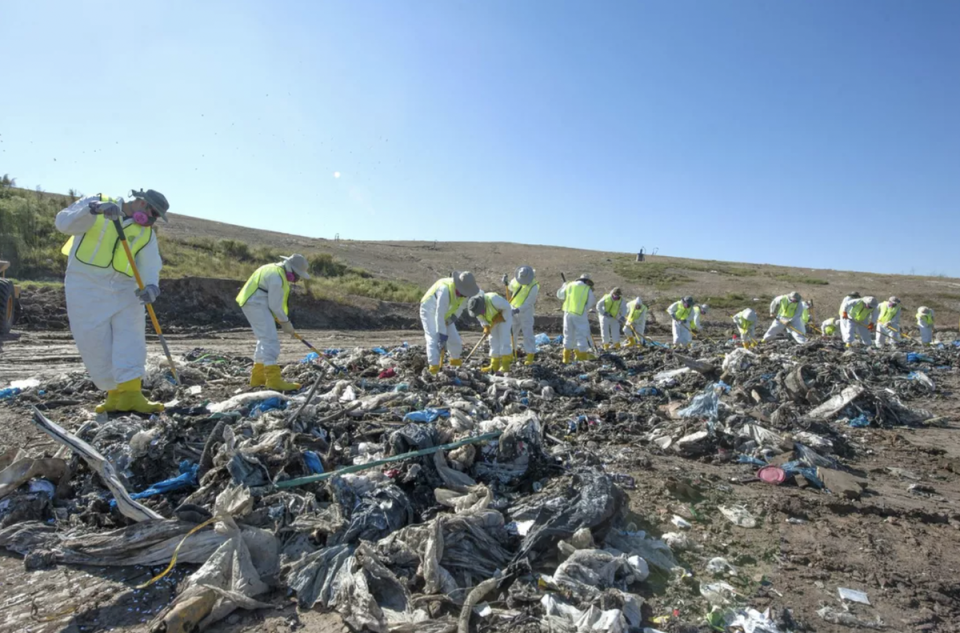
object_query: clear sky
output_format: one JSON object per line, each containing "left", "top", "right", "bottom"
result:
{"left": 2, "top": 1, "right": 959, "bottom": 276}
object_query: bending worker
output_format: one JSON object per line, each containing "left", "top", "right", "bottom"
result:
{"left": 56, "top": 189, "right": 169, "bottom": 414}
{"left": 468, "top": 291, "right": 513, "bottom": 372}
{"left": 666, "top": 296, "right": 696, "bottom": 347}
{"left": 732, "top": 307, "right": 757, "bottom": 345}
{"left": 802, "top": 299, "right": 815, "bottom": 331}
{"left": 840, "top": 295, "right": 877, "bottom": 347}
{"left": 917, "top": 307, "right": 934, "bottom": 345}
{"left": 503, "top": 266, "right": 539, "bottom": 365}
{"left": 821, "top": 317, "right": 840, "bottom": 338}
{"left": 596, "top": 286, "right": 626, "bottom": 349}
{"left": 557, "top": 274, "right": 596, "bottom": 362}
{"left": 763, "top": 292, "right": 807, "bottom": 343}
{"left": 419, "top": 271, "right": 480, "bottom": 375}
{"left": 691, "top": 304, "right": 708, "bottom": 338}
{"left": 236, "top": 254, "right": 312, "bottom": 391}
{"left": 875, "top": 296, "right": 902, "bottom": 348}
{"left": 622, "top": 295, "right": 649, "bottom": 347}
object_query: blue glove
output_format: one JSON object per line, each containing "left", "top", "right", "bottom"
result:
{"left": 512, "top": 308, "right": 520, "bottom": 316}
{"left": 438, "top": 333, "right": 449, "bottom": 346}
{"left": 135, "top": 284, "right": 160, "bottom": 304}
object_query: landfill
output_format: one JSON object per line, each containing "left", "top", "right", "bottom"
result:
{"left": 1, "top": 333, "right": 959, "bottom": 632}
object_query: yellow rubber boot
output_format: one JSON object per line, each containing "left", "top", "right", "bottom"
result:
{"left": 428, "top": 365, "right": 441, "bottom": 375}
{"left": 264, "top": 365, "right": 301, "bottom": 392}
{"left": 524, "top": 353, "right": 536, "bottom": 366}
{"left": 249, "top": 363, "right": 266, "bottom": 387}
{"left": 576, "top": 351, "right": 597, "bottom": 361}
{"left": 480, "top": 357, "right": 501, "bottom": 373}
{"left": 115, "top": 379, "right": 164, "bottom": 414}
{"left": 449, "top": 358, "right": 462, "bottom": 367}
{"left": 499, "top": 355, "right": 512, "bottom": 372}
{"left": 562, "top": 349, "right": 574, "bottom": 364}
{"left": 603, "top": 343, "right": 610, "bottom": 351}
{"left": 95, "top": 389, "right": 120, "bottom": 414}
{"left": 612, "top": 342, "right": 621, "bottom": 350}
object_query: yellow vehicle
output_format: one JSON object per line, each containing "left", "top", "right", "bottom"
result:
{"left": 0, "top": 260, "right": 21, "bottom": 335}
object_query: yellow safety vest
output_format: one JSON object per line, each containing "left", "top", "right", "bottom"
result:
{"left": 508, "top": 279, "right": 538, "bottom": 309}
{"left": 778, "top": 297, "right": 799, "bottom": 319}
{"left": 602, "top": 294, "right": 622, "bottom": 318}
{"left": 479, "top": 292, "right": 504, "bottom": 324}
{"left": 626, "top": 300, "right": 647, "bottom": 324}
{"left": 60, "top": 195, "right": 153, "bottom": 277}
{"left": 822, "top": 318, "right": 838, "bottom": 335}
{"left": 918, "top": 312, "right": 933, "bottom": 327}
{"left": 733, "top": 312, "right": 752, "bottom": 333}
{"left": 420, "top": 278, "right": 465, "bottom": 321}
{"left": 802, "top": 306, "right": 811, "bottom": 323}
{"left": 878, "top": 303, "right": 900, "bottom": 323}
{"left": 562, "top": 282, "right": 590, "bottom": 316}
{"left": 849, "top": 301, "right": 871, "bottom": 323}
{"left": 671, "top": 303, "right": 691, "bottom": 321}
{"left": 236, "top": 264, "right": 291, "bottom": 315}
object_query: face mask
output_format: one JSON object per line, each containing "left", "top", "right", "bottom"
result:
{"left": 132, "top": 211, "right": 152, "bottom": 226}
{"left": 286, "top": 270, "right": 297, "bottom": 283}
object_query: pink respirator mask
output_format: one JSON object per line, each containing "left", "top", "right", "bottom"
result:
{"left": 286, "top": 271, "right": 297, "bottom": 282}
{"left": 132, "top": 210, "right": 158, "bottom": 227}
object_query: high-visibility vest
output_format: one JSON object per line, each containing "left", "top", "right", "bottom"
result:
{"left": 849, "top": 301, "right": 871, "bottom": 323}
{"left": 421, "top": 278, "right": 465, "bottom": 321}
{"left": 802, "top": 306, "right": 811, "bottom": 323}
{"left": 236, "top": 264, "right": 290, "bottom": 315}
{"left": 508, "top": 279, "right": 538, "bottom": 309}
{"left": 822, "top": 318, "right": 838, "bottom": 335}
{"left": 479, "top": 292, "right": 504, "bottom": 324}
{"left": 60, "top": 195, "right": 153, "bottom": 277}
{"left": 918, "top": 311, "right": 934, "bottom": 327}
{"left": 626, "top": 300, "right": 647, "bottom": 324}
{"left": 562, "top": 282, "right": 590, "bottom": 316}
{"left": 778, "top": 297, "right": 799, "bottom": 319}
{"left": 671, "top": 303, "right": 691, "bottom": 321}
{"left": 601, "top": 294, "right": 622, "bottom": 318}
{"left": 733, "top": 311, "right": 753, "bottom": 332}
{"left": 878, "top": 302, "right": 900, "bottom": 323}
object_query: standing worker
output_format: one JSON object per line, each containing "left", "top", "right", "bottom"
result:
{"left": 468, "top": 292, "right": 514, "bottom": 372}
{"left": 802, "top": 299, "right": 815, "bottom": 330}
{"left": 557, "top": 274, "right": 596, "bottom": 362}
{"left": 502, "top": 266, "right": 539, "bottom": 365}
{"left": 917, "top": 307, "right": 935, "bottom": 345}
{"left": 596, "top": 286, "right": 626, "bottom": 349}
{"left": 837, "top": 292, "right": 861, "bottom": 345}
{"left": 691, "top": 304, "right": 709, "bottom": 338}
{"left": 56, "top": 190, "right": 169, "bottom": 414}
{"left": 419, "top": 272, "right": 480, "bottom": 375}
{"left": 820, "top": 317, "right": 840, "bottom": 338}
{"left": 666, "top": 296, "right": 696, "bottom": 347}
{"left": 875, "top": 296, "right": 903, "bottom": 348}
{"left": 236, "top": 254, "right": 312, "bottom": 391}
{"left": 840, "top": 295, "right": 877, "bottom": 347}
{"left": 622, "top": 295, "right": 648, "bottom": 347}
{"left": 762, "top": 292, "right": 807, "bottom": 343}
{"left": 732, "top": 307, "right": 757, "bottom": 345}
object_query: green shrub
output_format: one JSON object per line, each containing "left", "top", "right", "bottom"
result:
{"left": 216, "top": 239, "right": 253, "bottom": 262}
{"left": 772, "top": 273, "right": 829, "bottom": 286}
{"left": 613, "top": 261, "right": 692, "bottom": 290}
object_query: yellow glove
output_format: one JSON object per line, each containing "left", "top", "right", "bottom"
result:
{"left": 483, "top": 325, "right": 491, "bottom": 335}
{"left": 491, "top": 312, "right": 506, "bottom": 325}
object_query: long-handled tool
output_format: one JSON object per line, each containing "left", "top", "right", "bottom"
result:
{"left": 112, "top": 219, "right": 180, "bottom": 385}
{"left": 884, "top": 324, "right": 916, "bottom": 343}
{"left": 465, "top": 332, "right": 489, "bottom": 361}
{"left": 274, "top": 316, "right": 341, "bottom": 373}
{"left": 777, "top": 318, "right": 809, "bottom": 341}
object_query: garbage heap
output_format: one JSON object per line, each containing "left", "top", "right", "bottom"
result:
{"left": 0, "top": 336, "right": 955, "bottom": 632}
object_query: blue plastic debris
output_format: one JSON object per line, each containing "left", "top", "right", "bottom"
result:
{"left": 403, "top": 408, "right": 450, "bottom": 423}
{"left": 535, "top": 333, "right": 552, "bottom": 346}
{"left": 324, "top": 349, "right": 341, "bottom": 356}
{"left": 372, "top": 347, "right": 389, "bottom": 355}
{"left": 0, "top": 387, "right": 22, "bottom": 401}
{"left": 394, "top": 382, "right": 410, "bottom": 392}
{"left": 301, "top": 351, "right": 320, "bottom": 363}
{"left": 737, "top": 455, "right": 768, "bottom": 467}
{"left": 113, "top": 461, "right": 199, "bottom": 506}
{"left": 907, "top": 352, "right": 934, "bottom": 363}
{"left": 249, "top": 397, "right": 288, "bottom": 415}
{"left": 637, "top": 387, "right": 660, "bottom": 397}
{"left": 781, "top": 461, "right": 824, "bottom": 488}
{"left": 848, "top": 414, "right": 870, "bottom": 428}
{"left": 303, "top": 451, "right": 324, "bottom": 474}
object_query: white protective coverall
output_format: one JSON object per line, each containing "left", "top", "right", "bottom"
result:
{"left": 821, "top": 318, "right": 840, "bottom": 337}
{"left": 420, "top": 284, "right": 467, "bottom": 365}
{"left": 239, "top": 265, "right": 290, "bottom": 365}
{"left": 917, "top": 309, "right": 934, "bottom": 344}
{"left": 762, "top": 295, "right": 807, "bottom": 343}
{"left": 840, "top": 297, "right": 876, "bottom": 345}
{"left": 56, "top": 196, "right": 162, "bottom": 391}
{"left": 622, "top": 299, "right": 648, "bottom": 339}
{"left": 557, "top": 282, "right": 596, "bottom": 352}
{"left": 477, "top": 294, "right": 514, "bottom": 358}
{"left": 875, "top": 301, "right": 902, "bottom": 348}
{"left": 596, "top": 293, "right": 627, "bottom": 347}
{"left": 509, "top": 280, "right": 539, "bottom": 355}
{"left": 666, "top": 301, "right": 694, "bottom": 346}
{"left": 732, "top": 308, "right": 757, "bottom": 342}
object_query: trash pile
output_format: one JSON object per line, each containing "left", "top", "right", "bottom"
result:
{"left": 0, "top": 335, "right": 956, "bottom": 632}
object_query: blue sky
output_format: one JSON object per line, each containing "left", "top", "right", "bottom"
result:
{"left": 2, "top": 1, "right": 958, "bottom": 276}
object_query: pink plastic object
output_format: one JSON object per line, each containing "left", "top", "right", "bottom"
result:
{"left": 757, "top": 465, "right": 786, "bottom": 485}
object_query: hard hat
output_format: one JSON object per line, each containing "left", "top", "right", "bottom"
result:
{"left": 282, "top": 254, "right": 312, "bottom": 280}
{"left": 467, "top": 294, "right": 486, "bottom": 317}
{"left": 515, "top": 265, "right": 535, "bottom": 286}
{"left": 577, "top": 274, "right": 594, "bottom": 287}
{"left": 452, "top": 271, "right": 480, "bottom": 297}
{"left": 131, "top": 189, "right": 170, "bottom": 223}
{"left": 635, "top": 295, "right": 643, "bottom": 305}
{"left": 889, "top": 296, "right": 901, "bottom": 305}
{"left": 787, "top": 291, "right": 801, "bottom": 303}
{"left": 864, "top": 296, "right": 877, "bottom": 308}
{"left": 682, "top": 296, "right": 694, "bottom": 307}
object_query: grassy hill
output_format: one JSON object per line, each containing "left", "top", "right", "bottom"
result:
{"left": 4, "top": 182, "right": 960, "bottom": 326}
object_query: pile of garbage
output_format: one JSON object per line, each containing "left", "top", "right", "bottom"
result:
{"left": 0, "top": 335, "right": 956, "bottom": 632}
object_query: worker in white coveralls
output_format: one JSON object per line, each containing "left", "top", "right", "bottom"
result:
{"left": 468, "top": 292, "right": 514, "bottom": 373}
{"left": 557, "top": 274, "right": 596, "bottom": 363}
{"left": 732, "top": 308, "right": 758, "bottom": 346}
{"left": 236, "top": 254, "right": 312, "bottom": 392}
{"left": 622, "top": 296, "right": 648, "bottom": 347}
{"left": 690, "top": 304, "right": 708, "bottom": 337}
{"left": 821, "top": 317, "right": 839, "bottom": 338}
{"left": 840, "top": 295, "right": 877, "bottom": 347}
{"left": 419, "top": 271, "right": 480, "bottom": 375}
{"left": 502, "top": 265, "right": 539, "bottom": 365}
{"left": 916, "top": 307, "right": 934, "bottom": 345}
{"left": 666, "top": 296, "right": 696, "bottom": 347}
{"left": 801, "top": 300, "right": 815, "bottom": 331}
{"left": 56, "top": 190, "right": 169, "bottom": 414}
{"left": 596, "top": 286, "right": 626, "bottom": 349}
{"left": 875, "top": 296, "right": 903, "bottom": 348}
{"left": 763, "top": 292, "right": 807, "bottom": 343}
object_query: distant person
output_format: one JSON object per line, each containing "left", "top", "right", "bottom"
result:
{"left": 55, "top": 189, "right": 169, "bottom": 414}
{"left": 840, "top": 295, "right": 877, "bottom": 347}
{"left": 820, "top": 317, "right": 840, "bottom": 338}
{"left": 916, "top": 306, "right": 935, "bottom": 345}
{"left": 557, "top": 274, "right": 596, "bottom": 362}
{"left": 763, "top": 292, "right": 807, "bottom": 343}
{"left": 691, "top": 304, "right": 709, "bottom": 337}
{"left": 596, "top": 286, "right": 626, "bottom": 349}
{"left": 468, "top": 291, "right": 513, "bottom": 372}
{"left": 732, "top": 307, "right": 758, "bottom": 345}
{"left": 622, "top": 295, "right": 649, "bottom": 347}
{"left": 502, "top": 265, "right": 539, "bottom": 365}
{"left": 801, "top": 299, "right": 815, "bottom": 330}
{"left": 236, "top": 254, "right": 312, "bottom": 391}
{"left": 875, "top": 296, "right": 903, "bottom": 348}
{"left": 419, "top": 271, "right": 480, "bottom": 375}
{"left": 666, "top": 296, "right": 696, "bottom": 347}
{"left": 637, "top": 248, "right": 645, "bottom": 262}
